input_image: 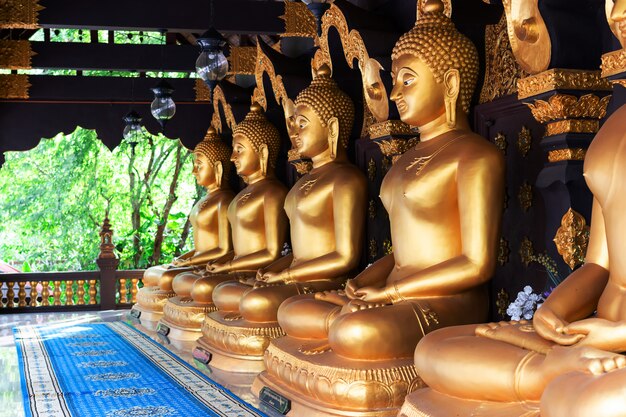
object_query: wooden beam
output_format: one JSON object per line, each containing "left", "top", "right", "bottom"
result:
{"left": 38, "top": 0, "right": 285, "bottom": 35}
{"left": 29, "top": 43, "right": 198, "bottom": 72}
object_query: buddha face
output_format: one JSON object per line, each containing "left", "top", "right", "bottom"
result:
{"left": 390, "top": 54, "right": 446, "bottom": 128}
{"left": 192, "top": 153, "right": 216, "bottom": 188}
{"left": 294, "top": 104, "right": 329, "bottom": 159}
{"left": 231, "top": 133, "right": 261, "bottom": 177}
{"left": 608, "top": 0, "right": 626, "bottom": 48}
{"left": 284, "top": 98, "right": 298, "bottom": 149}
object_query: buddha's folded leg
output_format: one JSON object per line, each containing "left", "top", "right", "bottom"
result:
{"left": 172, "top": 271, "right": 202, "bottom": 297}
{"left": 143, "top": 264, "right": 169, "bottom": 287}
{"left": 157, "top": 266, "right": 196, "bottom": 292}
{"left": 541, "top": 367, "right": 626, "bottom": 417}
{"left": 328, "top": 301, "right": 423, "bottom": 360}
{"left": 191, "top": 273, "right": 241, "bottom": 303}
{"left": 213, "top": 280, "right": 253, "bottom": 313}
{"left": 415, "top": 324, "right": 538, "bottom": 402}
{"left": 277, "top": 294, "right": 341, "bottom": 339}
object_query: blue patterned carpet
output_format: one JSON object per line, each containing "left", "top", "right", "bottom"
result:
{"left": 13, "top": 322, "right": 267, "bottom": 417}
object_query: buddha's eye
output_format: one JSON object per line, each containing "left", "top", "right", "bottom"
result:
{"left": 403, "top": 76, "right": 415, "bottom": 86}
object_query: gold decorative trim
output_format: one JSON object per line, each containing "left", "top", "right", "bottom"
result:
{"left": 0, "top": 0, "right": 44, "bottom": 29}
{"left": 548, "top": 148, "right": 587, "bottom": 162}
{"left": 383, "top": 239, "right": 393, "bottom": 256}
{"left": 0, "top": 40, "right": 34, "bottom": 69}
{"left": 517, "top": 126, "right": 532, "bottom": 157}
{"left": 254, "top": 42, "right": 289, "bottom": 111}
{"left": 553, "top": 208, "right": 589, "bottom": 270}
{"left": 498, "top": 238, "right": 510, "bottom": 266}
{"left": 496, "top": 288, "right": 510, "bottom": 317}
{"left": 194, "top": 79, "right": 211, "bottom": 102}
{"left": 368, "top": 238, "right": 377, "bottom": 260}
{"left": 367, "top": 158, "right": 376, "bottom": 182}
{"left": 162, "top": 297, "right": 217, "bottom": 329}
{"left": 135, "top": 286, "right": 176, "bottom": 312}
{"left": 601, "top": 48, "right": 626, "bottom": 78}
{"left": 368, "top": 120, "right": 414, "bottom": 139}
{"left": 611, "top": 79, "right": 626, "bottom": 88}
{"left": 517, "top": 69, "right": 610, "bottom": 100}
{"left": 494, "top": 132, "right": 507, "bottom": 154}
{"left": 375, "top": 137, "right": 420, "bottom": 162}
{"left": 211, "top": 84, "right": 237, "bottom": 133}
{"left": 315, "top": 4, "right": 389, "bottom": 122}
{"left": 227, "top": 46, "right": 256, "bottom": 75}
{"left": 292, "top": 160, "right": 312, "bottom": 175}
{"left": 545, "top": 119, "right": 599, "bottom": 136}
{"left": 480, "top": 12, "right": 528, "bottom": 103}
{"left": 0, "top": 74, "right": 30, "bottom": 99}
{"left": 519, "top": 237, "right": 534, "bottom": 267}
{"left": 525, "top": 94, "right": 611, "bottom": 124}
{"left": 368, "top": 200, "right": 376, "bottom": 220}
{"left": 281, "top": 2, "right": 316, "bottom": 38}
{"left": 518, "top": 182, "right": 533, "bottom": 212}
{"left": 201, "top": 317, "right": 285, "bottom": 356}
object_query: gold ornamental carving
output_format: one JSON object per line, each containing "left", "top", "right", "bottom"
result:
{"left": 0, "top": 0, "right": 43, "bottom": 29}
{"left": 545, "top": 120, "right": 599, "bottom": 137}
{"left": 416, "top": 0, "right": 451, "bottom": 18}
{"left": 254, "top": 43, "right": 289, "bottom": 111}
{"left": 367, "top": 158, "right": 376, "bottom": 182}
{"left": 519, "top": 237, "right": 534, "bottom": 267}
{"left": 498, "top": 237, "right": 510, "bottom": 266}
{"left": 315, "top": 4, "right": 390, "bottom": 122}
{"left": 368, "top": 120, "right": 414, "bottom": 140}
{"left": 227, "top": 46, "right": 256, "bottom": 75}
{"left": 494, "top": 132, "right": 507, "bottom": 154}
{"left": 553, "top": 208, "right": 590, "bottom": 270}
{"left": 375, "top": 137, "right": 420, "bottom": 163}
{"left": 292, "top": 161, "right": 312, "bottom": 175}
{"left": 368, "top": 200, "right": 376, "bottom": 220}
{"left": 211, "top": 85, "right": 237, "bottom": 133}
{"left": 517, "top": 69, "right": 611, "bottom": 100}
{"left": 518, "top": 182, "right": 533, "bottom": 212}
{"left": 281, "top": 1, "right": 316, "bottom": 38}
{"left": 525, "top": 94, "right": 611, "bottom": 123}
{"left": 0, "top": 74, "right": 29, "bottom": 99}
{"left": 383, "top": 239, "right": 393, "bottom": 256}
{"left": 517, "top": 126, "right": 532, "bottom": 157}
{"left": 496, "top": 288, "right": 510, "bottom": 317}
{"left": 501, "top": 0, "right": 551, "bottom": 74}
{"left": 601, "top": 48, "right": 626, "bottom": 78}
{"left": 0, "top": 40, "right": 34, "bottom": 69}
{"left": 548, "top": 148, "right": 586, "bottom": 163}
{"left": 368, "top": 238, "right": 377, "bottom": 260}
{"left": 480, "top": 12, "right": 528, "bottom": 103}
{"left": 194, "top": 79, "right": 211, "bottom": 102}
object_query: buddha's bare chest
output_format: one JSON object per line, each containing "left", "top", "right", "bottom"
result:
{"left": 190, "top": 200, "right": 218, "bottom": 228}
{"left": 285, "top": 175, "right": 332, "bottom": 222}
{"left": 228, "top": 192, "right": 263, "bottom": 228}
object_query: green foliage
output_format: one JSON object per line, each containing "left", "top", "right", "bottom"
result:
{"left": 0, "top": 127, "right": 199, "bottom": 272}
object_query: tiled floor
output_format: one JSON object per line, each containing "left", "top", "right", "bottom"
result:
{"left": 0, "top": 310, "right": 282, "bottom": 417}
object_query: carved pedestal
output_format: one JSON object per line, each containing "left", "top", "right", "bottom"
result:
{"left": 156, "top": 296, "right": 217, "bottom": 342}
{"left": 132, "top": 285, "right": 176, "bottom": 323}
{"left": 252, "top": 336, "right": 422, "bottom": 417}
{"left": 194, "top": 312, "right": 285, "bottom": 373}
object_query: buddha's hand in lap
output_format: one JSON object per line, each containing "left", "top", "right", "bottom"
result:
{"left": 207, "top": 262, "right": 227, "bottom": 274}
{"left": 341, "top": 299, "right": 388, "bottom": 314}
{"left": 253, "top": 280, "right": 283, "bottom": 289}
{"left": 172, "top": 258, "right": 191, "bottom": 267}
{"left": 565, "top": 318, "right": 626, "bottom": 352}
{"left": 353, "top": 285, "right": 390, "bottom": 303}
{"left": 257, "top": 271, "right": 286, "bottom": 284}
{"left": 533, "top": 306, "right": 584, "bottom": 345}
{"left": 315, "top": 290, "right": 348, "bottom": 306}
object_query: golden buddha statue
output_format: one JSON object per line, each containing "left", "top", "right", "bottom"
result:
{"left": 157, "top": 104, "right": 289, "bottom": 340}
{"left": 402, "top": 3, "right": 626, "bottom": 416}
{"left": 132, "top": 126, "right": 234, "bottom": 323}
{"left": 195, "top": 66, "right": 367, "bottom": 372}
{"left": 253, "top": 1, "right": 505, "bottom": 414}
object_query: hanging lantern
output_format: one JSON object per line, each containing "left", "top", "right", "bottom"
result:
{"left": 195, "top": 27, "right": 228, "bottom": 90}
{"left": 122, "top": 110, "right": 144, "bottom": 146}
{"left": 150, "top": 80, "right": 176, "bottom": 128}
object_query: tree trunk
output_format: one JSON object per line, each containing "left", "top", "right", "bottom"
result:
{"left": 127, "top": 146, "right": 143, "bottom": 268}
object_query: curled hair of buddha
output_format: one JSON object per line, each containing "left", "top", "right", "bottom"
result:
{"left": 232, "top": 103, "right": 281, "bottom": 169}
{"left": 295, "top": 65, "right": 355, "bottom": 148}
{"left": 194, "top": 125, "right": 233, "bottom": 180}
{"left": 391, "top": 0, "right": 479, "bottom": 113}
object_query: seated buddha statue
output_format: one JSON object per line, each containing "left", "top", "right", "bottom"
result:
{"left": 195, "top": 66, "right": 367, "bottom": 371}
{"left": 132, "top": 126, "right": 234, "bottom": 323}
{"left": 402, "top": 6, "right": 626, "bottom": 417}
{"left": 253, "top": 1, "right": 505, "bottom": 413}
{"left": 157, "top": 104, "right": 289, "bottom": 339}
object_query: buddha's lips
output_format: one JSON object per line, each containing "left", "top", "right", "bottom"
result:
{"left": 396, "top": 100, "right": 408, "bottom": 113}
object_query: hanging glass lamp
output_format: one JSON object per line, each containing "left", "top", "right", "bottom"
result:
{"left": 150, "top": 80, "right": 176, "bottom": 128}
{"left": 195, "top": 27, "right": 228, "bottom": 90}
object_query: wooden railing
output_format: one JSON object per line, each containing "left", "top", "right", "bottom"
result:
{"left": 0, "top": 270, "right": 144, "bottom": 313}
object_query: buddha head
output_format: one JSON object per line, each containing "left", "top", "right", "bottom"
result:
{"left": 231, "top": 102, "right": 281, "bottom": 180}
{"left": 390, "top": 0, "right": 478, "bottom": 129}
{"left": 607, "top": 0, "right": 626, "bottom": 48}
{"left": 193, "top": 126, "right": 232, "bottom": 189}
{"left": 293, "top": 65, "right": 355, "bottom": 160}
